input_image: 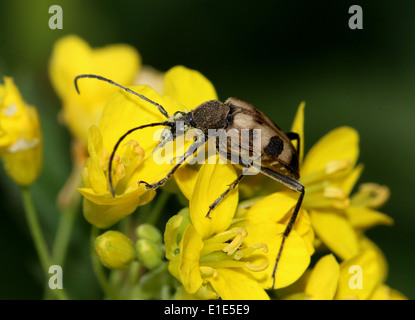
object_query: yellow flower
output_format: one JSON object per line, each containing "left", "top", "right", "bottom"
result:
{"left": 49, "top": 34, "right": 141, "bottom": 147}
{"left": 289, "top": 104, "right": 393, "bottom": 261}
{"left": 337, "top": 237, "right": 406, "bottom": 300}
{"left": 78, "top": 66, "right": 217, "bottom": 228}
{"left": 168, "top": 102, "right": 318, "bottom": 295}
{"left": 165, "top": 157, "right": 271, "bottom": 300}
{"left": 231, "top": 102, "right": 393, "bottom": 295}
{"left": 304, "top": 254, "right": 340, "bottom": 300}
{"left": 0, "top": 77, "right": 42, "bottom": 186}
{"left": 241, "top": 191, "right": 314, "bottom": 290}
{"left": 95, "top": 230, "right": 135, "bottom": 269}
{"left": 281, "top": 238, "right": 406, "bottom": 300}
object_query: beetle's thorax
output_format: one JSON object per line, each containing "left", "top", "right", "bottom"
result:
{"left": 190, "top": 100, "right": 231, "bottom": 133}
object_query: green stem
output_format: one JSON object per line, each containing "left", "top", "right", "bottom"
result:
{"left": 52, "top": 193, "right": 80, "bottom": 266}
{"left": 21, "top": 186, "right": 68, "bottom": 300}
{"left": 145, "top": 191, "right": 170, "bottom": 225}
{"left": 53, "top": 163, "right": 83, "bottom": 266}
{"left": 90, "top": 226, "right": 117, "bottom": 299}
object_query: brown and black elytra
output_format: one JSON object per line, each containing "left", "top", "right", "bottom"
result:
{"left": 75, "top": 74, "right": 305, "bottom": 290}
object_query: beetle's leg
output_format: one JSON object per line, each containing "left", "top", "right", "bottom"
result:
{"left": 286, "top": 131, "right": 300, "bottom": 153}
{"left": 259, "top": 166, "right": 305, "bottom": 290}
{"left": 169, "top": 133, "right": 202, "bottom": 164}
{"left": 205, "top": 139, "right": 258, "bottom": 217}
{"left": 205, "top": 167, "right": 248, "bottom": 218}
{"left": 138, "top": 140, "right": 205, "bottom": 190}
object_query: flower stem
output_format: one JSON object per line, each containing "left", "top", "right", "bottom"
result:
{"left": 52, "top": 192, "right": 80, "bottom": 266}
{"left": 145, "top": 191, "right": 170, "bottom": 225}
{"left": 20, "top": 186, "right": 68, "bottom": 300}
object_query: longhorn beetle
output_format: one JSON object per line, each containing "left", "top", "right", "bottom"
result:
{"left": 75, "top": 74, "right": 305, "bottom": 289}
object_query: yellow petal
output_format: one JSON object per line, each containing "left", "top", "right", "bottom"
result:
{"left": 0, "top": 77, "right": 31, "bottom": 147}
{"left": 340, "top": 164, "right": 364, "bottom": 196}
{"left": 245, "top": 222, "right": 310, "bottom": 289}
{"left": 311, "top": 210, "right": 359, "bottom": 260}
{"left": 292, "top": 209, "right": 315, "bottom": 256}
{"left": 359, "top": 237, "right": 388, "bottom": 284}
{"left": 190, "top": 156, "right": 238, "bottom": 239}
{"left": 93, "top": 43, "right": 141, "bottom": 87}
{"left": 244, "top": 190, "right": 315, "bottom": 256}
{"left": 49, "top": 35, "right": 141, "bottom": 145}
{"left": 78, "top": 182, "right": 154, "bottom": 205}
{"left": 208, "top": 268, "right": 270, "bottom": 300}
{"left": 86, "top": 126, "right": 107, "bottom": 194}
{"left": 369, "top": 284, "right": 408, "bottom": 300}
{"left": 95, "top": 85, "right": 187, "bottom": 195}
{"left": 1, "top": 141, "right": 42, "bottom": 186}
{"left": 50, "top": 35, "right": 140, "bottom": 102}
{"left": 179, "top": 225, "right": 204, "bottom": 294}
{"left": 389, "top": 288, "right": 408, "bottom": 300}
{"left": 290, "top": 101, "right": 305, "bottom": 163}
{"left": 301, "top": 126, "right": 359, "bottom": 176}
{"left": 49, "top": 35, "right": 90, "bottom": 101}
{"left": 164, "top": 65, "right": 218, "bottom": 109}
{"left": 305, "top": 254, "right": 340, "bottom": 300}
{"left": 244, "top": 191, "right": 299, "bottom": 224}
{"left": 97, "top": 85, "right": 173, "bottom": 153}
{"left": 133, "top": 65, "right": 165, "bottom": 95}
{"left": 81, "top": 189, "right": 155, "bottom": 228}
{"left": 174, "top": 165, "right": 199, "bottom": 200}
{"left": 369, "top": 284, "right": 391, "bottom": 300}
{"left": 173, "top": 284, "right": 219, "bottom": 300}
{"left": 346, "top": 206, "right": 393, "bottom": 230}
{"left": 336, "top": 248, "right": 383, "bottom": 300}
{"left": 127, "top": 138, "right": 194, "bottom": 192}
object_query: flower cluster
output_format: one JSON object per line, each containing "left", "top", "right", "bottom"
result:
{"left": 48, "top": 35, "right": 402, "bottom": 300}
{"left": 2, "top": 34, "right": 404, "bottom": 300}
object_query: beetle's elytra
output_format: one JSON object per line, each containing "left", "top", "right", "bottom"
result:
{"left": 75, "top": 74, "right": 305, "bottom": 290}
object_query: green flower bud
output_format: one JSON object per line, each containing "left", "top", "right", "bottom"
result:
{"left": 136, "top": 239, "right": 163, "bottom": 270}
{"left": 136, "top": 224, "right": 162, "bottom": 244}
{"left": 95, "top": 231, "right": 135, "bottom": 269}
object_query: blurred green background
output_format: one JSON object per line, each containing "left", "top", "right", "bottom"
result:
{"left": 0, "top": 0, "right": 414, "bottom": 299}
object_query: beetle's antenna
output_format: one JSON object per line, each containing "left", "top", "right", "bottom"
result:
{"left": 74, "top": 74, "right": 170, "bottom": 119}
{"left": 108, "top": 121, "right": 171, "bottom": 197}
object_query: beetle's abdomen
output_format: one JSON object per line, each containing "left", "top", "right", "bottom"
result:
{"left": 224, "top": 97, "right": 300, "bottom": 179}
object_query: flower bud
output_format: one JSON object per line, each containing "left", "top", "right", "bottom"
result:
{"left": 0, "top": 77, "right": 42, "bottom": 186}
{"left": 136, "top": 224, "right": 162, "bottom": 244}
{"left": 136, "top": 239, "right": 163, "bottom": 270}
{"left": 95, "top": 231, "right": 135, "bottom": 269}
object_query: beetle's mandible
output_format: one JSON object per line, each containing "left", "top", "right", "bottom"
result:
{"left": 74, "top": 74, "right": 305, "bottom": 290}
